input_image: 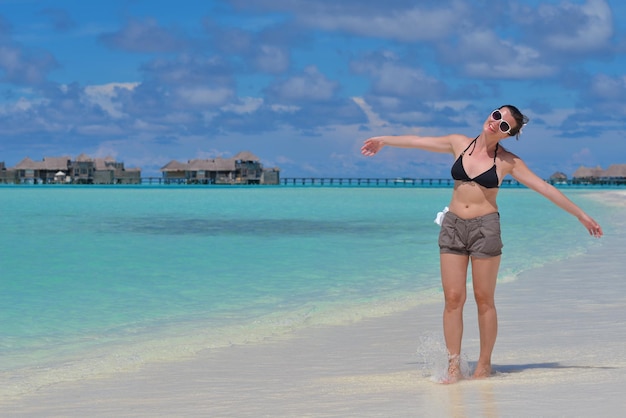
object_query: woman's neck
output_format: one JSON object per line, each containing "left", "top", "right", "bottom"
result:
{"left": 476, "top": 133, "right": 499, "bottom": 154}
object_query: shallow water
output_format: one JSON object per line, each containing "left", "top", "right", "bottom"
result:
{"left": 0, "top": 185, "right": 615, "bottom": 397}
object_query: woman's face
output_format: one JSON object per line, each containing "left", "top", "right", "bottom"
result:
{"left": 484, "top": 107, "right": 517, "bottom": 138}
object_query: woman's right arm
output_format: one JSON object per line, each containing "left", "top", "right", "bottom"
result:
{"left": 361, "top": 134, "right": 458, "bottom": 157}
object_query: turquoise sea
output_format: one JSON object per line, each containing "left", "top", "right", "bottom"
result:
{"left": 0, "top": 185, "right": 616, "bottom": 398}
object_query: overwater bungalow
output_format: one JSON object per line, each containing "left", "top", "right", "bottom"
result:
{"left": 10, "top": 154, "right": 141, "bottom": 184}
{"left": 160, "top": 151, "right": 280, "bottom": 185}
{"left": 0, "top": 161, "right": 17, "bottom": 184}
{"left": 572, "top": 164, "right": 626, "bottom": 185}
{"left": 549, "top": 171, "right": 568, "bottom": 184}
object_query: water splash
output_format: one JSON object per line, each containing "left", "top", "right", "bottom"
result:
{"left": 416, "top": 332, "right": 471, "bottom": 383}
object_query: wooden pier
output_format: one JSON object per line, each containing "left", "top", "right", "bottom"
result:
{"left": 136, "top": 177, "right": 625, "bottom": 187}
{"left": 278, "top": 178, "right": 523, "bottom": 187}
{"left": 139, "top": 177, "right": 480, "bottom": 186}
{"left": 4, "top": 176, "right": 624, "bottom": 187}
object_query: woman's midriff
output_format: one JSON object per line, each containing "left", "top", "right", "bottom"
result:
{"left": 448, "top": 181, "right": 499, "bottom": 219}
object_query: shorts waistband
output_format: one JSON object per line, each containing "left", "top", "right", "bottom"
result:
{"left": 446, "top": 211, "right": 500, "bottom": 223}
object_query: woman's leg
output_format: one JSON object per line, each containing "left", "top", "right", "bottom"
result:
{"left": 440, "top": 253, "right": 470, "bottom": 381}
{"left": 470, "top": 255, "right": 501, "bottom": 378}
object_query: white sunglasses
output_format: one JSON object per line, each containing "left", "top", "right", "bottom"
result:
{"left": 491, "top": 109, "right": 512, "bottom": 135}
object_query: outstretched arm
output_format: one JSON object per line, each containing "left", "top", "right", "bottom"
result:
{"left": 361, "top": 134, "right": 457, "bottom": 157}
{"left": 509, "top": 156, "right": 603, "bottom": 237}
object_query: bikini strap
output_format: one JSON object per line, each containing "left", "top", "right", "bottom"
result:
{"left": 463, "top": 137, "right": 479, "bottom": 156}
{"left": 463, "top": 137, "right": 498, "bottom": 159}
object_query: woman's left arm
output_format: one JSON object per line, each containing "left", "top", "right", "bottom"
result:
{"left": 508, "top": 155, "right": 603, "bottom": 237}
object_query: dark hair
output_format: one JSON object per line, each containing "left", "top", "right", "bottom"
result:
{"left": 500, "top": 104, "right": 529, "bottom": 139}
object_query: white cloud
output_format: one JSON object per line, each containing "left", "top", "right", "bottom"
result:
{"left": 0, "top": 95, "right": 41, "bottom": 114}
{"left": 76, "top": 124, "right": 126, "bottom": 136}
{"left": 275, "top": 155, "right": 295, "bottom": 165}
{"left": 450, "top": 30, "right": 558, "bottom": 79}
{"left": 571, "top": 147, "right": 594, "bottom": 165}
{"left": 175, "top": 86, "right": 233, "bottom": 106}
{"left": 352, "top": 51, "right": 447, "bottom": 98}
{"left": 377, "top": 64, "right": 444, "bottom": 96}
{"left": 221, "top": 97, "right": 264, "bottom": 114}
{"left": 590, "top": 74, "right": 626, "bottom": 100}
{"left": 92, "top": 142, "right": 120, "bottom": 159}
{"left": 83, "top": 82, "right": 139, "bottom": 118}
{"left": 270, "top": 66, "right": 337, "bottom": 101}
{"left": 132, "top": 118, "right": 167, "bottom": 132}
{"left": 541, "top": 0, "right": 613, "bottom": 52}
{"left": 270, "top": 104, "right": 300, "bottom": 113}
{"left": 352, "top": 97, "right": 387, "bottom": 128}
{"left": 99, "top": 18, "right": 188, "bottom": 53}
{"left": 464, "top": 60, "right": 555, "bottom": 80}
{"left": 159, "top": 112, "right": 197, "bottom": 124}
{"left": 297, "top": 2, "right": 468, "bottom": 42}
{"left": 255, "top": 45, "right": 289, "bottom": 73}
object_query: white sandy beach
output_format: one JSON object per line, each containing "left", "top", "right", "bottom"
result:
{"left": 3, "top": 191, "right": 625, "bottom": 418}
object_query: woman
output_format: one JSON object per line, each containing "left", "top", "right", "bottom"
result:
{"left": 360, "top": 105, "right": 603, "bottom": 383}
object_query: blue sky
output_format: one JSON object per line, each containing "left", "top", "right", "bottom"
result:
{"left": 0, "top": 0, "right": 625, "bottom": 178}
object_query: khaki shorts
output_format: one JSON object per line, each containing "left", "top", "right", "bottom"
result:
{"left": 438, "top": 211, "right": 503, "bottom": 258}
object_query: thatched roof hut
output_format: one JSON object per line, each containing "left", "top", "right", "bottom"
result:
{"left": 604, "top": 164, "right": 626, "bottom": 178}
{"left": 188, "top": 158, "right": 236, "bottom": 172}
{"left": 549, "top": 171, "right": 568, "bottom": 181}
{"left": 160, "top": 160, "right": 188, "bottom": 171}
{"left": 41, "top": 156, "right": 71, "bottom": 170}
{"left": 14, "top": 157, "right": 39, "bottom": 170}
{"left": 572, "top": 165, "right": 604, "bottom": 179}
{"left": 75, "top": 153, "right": 92, "bottom": 162}
{"left": 234, "top": 151, "right": 260, "bottom": 162}
{"left": 14, "top": 156, "right": 70, "bottom": 171}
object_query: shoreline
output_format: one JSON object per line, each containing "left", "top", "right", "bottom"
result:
{"left": 3, "top": 191, "right": 625, "bottom": 416}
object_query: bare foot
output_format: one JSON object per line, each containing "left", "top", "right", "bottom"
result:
{"left": 443, "top": 354, "right": 462, "bottom": 384}
{"left": 472, "top": 364, "right": 492, "bottom": 379}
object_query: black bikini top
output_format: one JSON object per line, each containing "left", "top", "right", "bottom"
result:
{"left": 451, "top": 137, "right": 500, "bottom": 189}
